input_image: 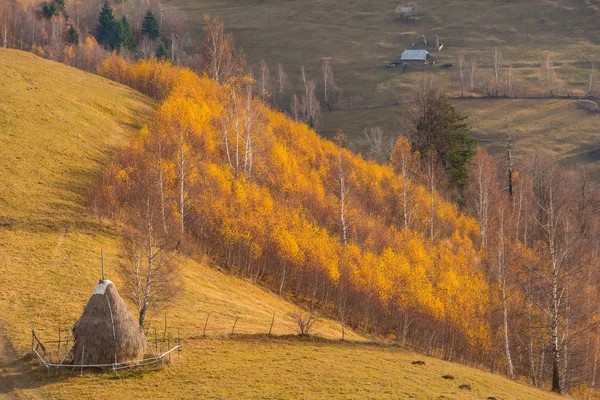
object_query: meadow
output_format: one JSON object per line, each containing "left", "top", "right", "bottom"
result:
{"left": 167, "top": 0, "right": 600, "bottom": 173}
{"left": 0, "top": 48, "right": 564, "bottom": 399}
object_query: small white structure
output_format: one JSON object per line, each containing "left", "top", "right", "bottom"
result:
{"left": 401, "top": 49, "right": 430, "bottom": 64}
{"left": 399, "top": 6, "right": 416, "bottom": 19}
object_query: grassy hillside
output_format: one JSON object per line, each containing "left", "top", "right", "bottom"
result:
{"left": 0, "top": 50, "right": 561, "bottom": 399}
{"left": 168, "top": 0, "right": 600, "bottom": 175}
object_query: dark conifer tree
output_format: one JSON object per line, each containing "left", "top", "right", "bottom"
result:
{"left": 65, "top": 24, "right": 79, "bottom": 45}
{"left": 141, "top": 9, "right": 160, "bottom": 40}
{"left": 97, "top": 1, "right": 120, "bottom": 50}
{"left": 42, "top": 1, "right": 57, "bottom": 19}
{"left": 155, "top": 41, "right": 169, "bottom": 60}
{"left": 119, "top": 16, "right": 136, "bottom": 51}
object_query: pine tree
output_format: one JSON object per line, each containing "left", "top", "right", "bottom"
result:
{"left": 404, "top": 80, "right": 475, "bottom": 196}
{"left": 66, "top": 24, "right": 79, "bottom": 45}
{"left": 155, "top": 41, "right": 169, "bottom": 60}
{"left": 119, "top": 16, "right": 136, "bottom": 51}
{"left": 141, "top": 9, "right": 160, "bottom": 40}
{"left": 42, "top": 1, "right": 57, "bottom": 19}
{"left": 55, "top": 0, "right": 68, "bottom": 19}
{"left": 97, "top": 1, "right": 120, "bottom": 50}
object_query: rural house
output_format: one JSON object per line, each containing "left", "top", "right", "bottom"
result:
{"left": 398, "top": 6, "right": 416, "bottom": 20}
{"left": 401, "top": 49, "right": 430, "bottom": 65}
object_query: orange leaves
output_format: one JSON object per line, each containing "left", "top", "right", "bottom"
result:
{"left": 97, "top": 56, "right": 490, "bottom": 350}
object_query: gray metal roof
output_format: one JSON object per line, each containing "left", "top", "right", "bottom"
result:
{"left": 401, "top": 50, "right": 429, "bottom": 61}
{"left": 400, "top": 7, "right": 414, "bottom": 12}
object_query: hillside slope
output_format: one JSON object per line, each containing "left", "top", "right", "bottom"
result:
{"left": 0, "top": 50, "right": 560, "bottom": 399}
{"left": 170, "top": 0, "right": 600, "bottom": 177}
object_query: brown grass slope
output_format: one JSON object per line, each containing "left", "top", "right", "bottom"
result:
{"left": 170, "top": 0, "right": 600, "bottom": 176}
{"left": 0, "top": 49, "right": 561, "bottom": 399}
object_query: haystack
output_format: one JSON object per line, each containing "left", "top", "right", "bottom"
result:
{"left": 72, "top": 280, "right": 146, "bottom": 366}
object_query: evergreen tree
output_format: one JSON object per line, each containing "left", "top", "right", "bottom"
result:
{"left": 65, "top": 24, "right": 79, "bottom": 45}
{"left": 42, "top": 1, "right": 57, "bottom": 19}
{"left": 141, "top": 9, "right": 160, "bottom": 40}
{"left": 55, "top": 0, "right": 68, "bottom": 19}
{"left": 97, "top": 1, "right": 120, "bottom": 50}
{"left": 403, "top": 81, "right": 475, "bottom": 196}
{"left": 119, "top": 16, "right": 136, "bottom": 51}
{"left": 155, "top": 41, "right": 169, "bottom": 60}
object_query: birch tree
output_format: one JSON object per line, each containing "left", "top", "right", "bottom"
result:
{"left": 470, "top": 59, "right": 477, "bottom": 94}
{"left": 586, "top": 63, "right": 596, "bottom": 98}
{"left": 321, "top": 58, "right": 337, "bottom": 110}
{"left": 493, "top": 48, "right": 501, "bottom": 97}
{"left": 458, "top": 52, "right": 465, "bottom": 97}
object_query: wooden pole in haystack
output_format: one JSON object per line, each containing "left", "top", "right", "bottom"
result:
{"left": 80, "top": 345, "right": 85, "bottom": 376}
{"left": 101, "top": 249, "right": 105, "bottom": 281}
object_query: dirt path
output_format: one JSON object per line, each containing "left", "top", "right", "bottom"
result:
{"left": 0, "top": 323, "right": 47, "bottom": 400}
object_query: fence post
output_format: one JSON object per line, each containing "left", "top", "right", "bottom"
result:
{"left": 231, "top": 317, "right": 239, "bottom": 335}
{"left": 269, "top": 311, "right": 276, "bottom": 335}
{"left": 177, "top": 329, "right": 181, "bottom": 354}
{"left": 163, "top": 314, "right": 167, "bottom": 341}
{"left": 203, "top": 312, "right": 211, "bottom": 336}
{"left": 58, "top": 323, "right": 61, "bottom": 360}
{"left": 168, "top": 334, "right": 171, "bottom": 363}
{"left": 65, "top": 327, "right": 70, "bottom": 352}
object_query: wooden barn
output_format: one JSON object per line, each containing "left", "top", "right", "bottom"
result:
{"left": 401, "top": 50, "right": 430, "bottom": 65}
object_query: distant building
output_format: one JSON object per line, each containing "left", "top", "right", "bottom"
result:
{"left": 395, "top": 5, "right": 416, "bottom": 20}
{"left": 400, "top": 6, "right": 415, "bottom": 19}
{"left": 401, "top": 49, "right": 430, "bottom": 64}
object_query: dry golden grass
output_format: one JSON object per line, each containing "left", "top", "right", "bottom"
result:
{"left": 43, "top": 336, "right": 564, "bottom": 400}
{"left": 0, "top": 49, "right": 562, "bottom": 399}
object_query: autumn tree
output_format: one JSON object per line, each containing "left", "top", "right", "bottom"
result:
{"left": 470, "top": 59, "right": 477, "bottom": 94}
{"left": 586, "top": 63, "right": 596, "bottom": 98}
{"left": 466, "top": 147, "right": 498, "bottom": 248}
{"left": 200, "top": 14, "right": 245, "bottom": 83}
{"left": 541, "top": 52, "right": 562, "bottom": 97}
{"left": 390, "top": 135, "right": 421, "bottom": 231}
{"left": 458, "top": 52, "right": 465, "bottom": 97}
{"left": 321, "top": 58, "right": 337, "bottom": 110}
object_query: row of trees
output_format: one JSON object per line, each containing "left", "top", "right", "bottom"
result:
{"left": 97, "top": 55, "right": 600, "bottom": 395}
{"left": 95, "top": 56, "right": 491, "bottom": 363}
{"left": 464, "top": 142, "right": 600, "bottom": 395}
{"left": 250, "top": 59, "right": 339, "bottom": 130}
{"left": 453, "top": 49, "right": 598, "bottom": 98}
{"left": 0, "top": 0, "right": 186, "bottom": 65}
